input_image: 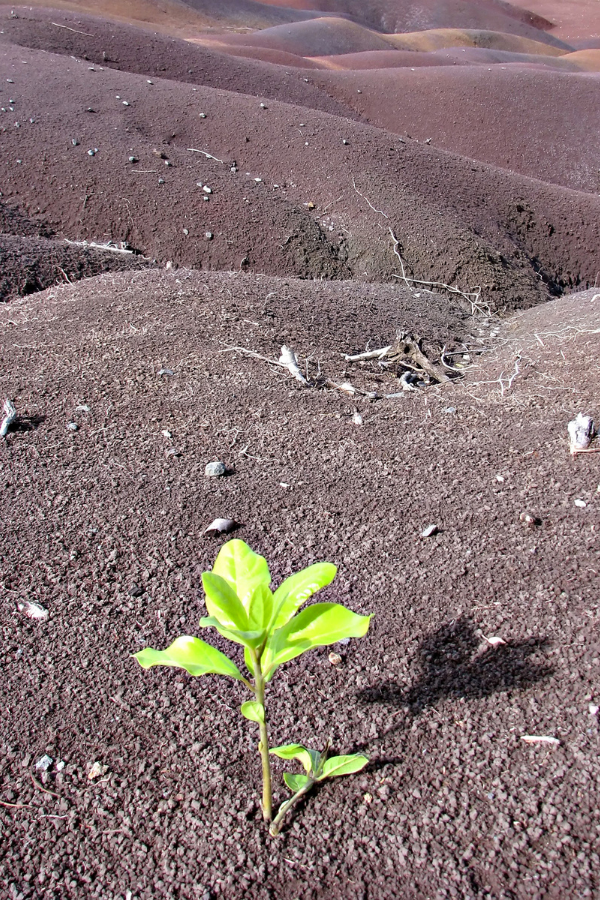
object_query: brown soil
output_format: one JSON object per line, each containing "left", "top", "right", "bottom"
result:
{"left": 1, "top": 3, "right": 599, "bottom": 899}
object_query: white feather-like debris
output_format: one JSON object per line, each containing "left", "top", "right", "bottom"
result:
{"left": 204, "top": 518, "right": 238, "bottom": 536}
{"left": 279, "top": 346, "right": 307, "bottom": 384}
{"left": 521, "top": 735, "right": 560, "bottom": 746}
{"left": 18, "top": 600, "right": 48, "bottom": 620}
{"left": 568, "top": 413, "right": 596, "bottom": 454}
{"left": 0, "top": 399, "right": 16, "bottom": 437}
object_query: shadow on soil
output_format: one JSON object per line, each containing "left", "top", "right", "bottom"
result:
{"left": 358, "top": 616, "right": 554, "bottom": 717}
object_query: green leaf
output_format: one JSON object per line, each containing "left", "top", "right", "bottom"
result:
{"left": 200, "top": 615, "right": 265, "bottom": 650}
{"left": 271, "top": 563, "right": 337, "bottom": 629}
{"left": 212, "top": 540, "right": 271, "bottom": 610}
{"left": 133, "top": 636, "right": 244, "bottom": 681}
{"left": 240, "top": 701, "right": 265, "bottom": 724}
{"left": 270, "top": 743, "right": 313, "bottom": 774}
{"left": 248, "top": 583, "right": 274, "bottom": 632}
{"left": 263, "top": 603, "right": 372, "bottom": 677}
{"left": 283, "top": 773, "right": 311, "bottom": 793}
{"left": 202, "top": 572, "right": 249, "bottom": 630}
{"left": 319, "top": 754, "right": 369, "bottom": 780}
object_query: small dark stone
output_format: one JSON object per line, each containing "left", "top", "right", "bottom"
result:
{"left": 129, "top": 584, "right": 145, "bottom": 598}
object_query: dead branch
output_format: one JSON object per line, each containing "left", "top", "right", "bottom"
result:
{"left": 0, "top": 399, "right": 16, "bottom": 437}
{"left": 343, "top": 346, "right": 392, "bottom": 362}
{"left": 279, "top": 346, "right": 308, "bottom": 384}
{"left": 188, "top": 149, "right": 224, "bottom": 164}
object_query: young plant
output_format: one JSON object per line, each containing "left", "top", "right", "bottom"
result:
{"left": 133, "top": 539, "right": 371, "bottom": 835}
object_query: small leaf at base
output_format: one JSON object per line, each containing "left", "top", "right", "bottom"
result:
{"left": 240, "top": 701, "right": 265, "bottom": 724}
{"left": 283, "top": 772, "right": 311, "bottom": 793}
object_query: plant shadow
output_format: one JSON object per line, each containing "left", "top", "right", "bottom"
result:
{"left": 12, "top": 414, "right": 46, "bottom": 433}
{"left": 358, "top": 616, "right": 554, "bottom": 721}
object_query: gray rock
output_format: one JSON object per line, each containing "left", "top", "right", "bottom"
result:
{"left": 205, "top": 461, "right": 226, "bottom": 478}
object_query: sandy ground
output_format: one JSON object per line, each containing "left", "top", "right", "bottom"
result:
{"left": 1, "top": 2, "right": 599, "bottom": 899}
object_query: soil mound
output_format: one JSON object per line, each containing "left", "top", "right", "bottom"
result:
{"left": 0, "top": 233, "right": 155, "bottom": 301}
{"left": 0, "top": 7, "right": 354, "bottom": 114}
{"left": 216, "top": 17, "right": 399, "bottom": 57}
{"left": 246, "top": 0, "right": 560, "bottom": 43}
{"left": 1, "top": 33, "right": 599, "bottom": 308}
{"left": 312, "top": 65, "right": 600, "bottom": 193}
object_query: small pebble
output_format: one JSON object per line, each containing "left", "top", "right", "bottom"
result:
{"left": 129, "top": 584, "right": 145, "bottom": 598}
{"left": 129, "top": 156, "right": 138, "bottom": 163}
{"left": 158, "top": 178, "right": 165, "bottom": 184}
{"left": 205, "top": 461, "right": 226, "bottom": 478}
{"left": 56, "top": 760, "right": 65, "bottom": 772}
{"left": 338, "top": 638, "right": 351, "bottom": 646}
{"left": 254, "top": 178, "right": 262, "bottom": 183}
{"left": 36, "top": 755, "right": 53, "bottom": 772}
{"left": 589, "top": 703, "right": 599, "bottom": 716}
{"left": 183, "top": 228, "right": 189, "bottom": 236}
{"left": 519, "top": 511, "right": 537, "bottom": 526}
{"left": 87, "top": 149, "right": 96, "bottom": 156}
{"left": 421, "top": 524, "right": 439, "bottom": 538}
{"left": 260, "top": 103, "right": 267, "bottom": 109}
{"left": 199, "top": 112, "right": 206, "bottom": 118}
{"left": 205, "top": 232, "right": 213, "bottom": 240}
{"left": 158, "top": 368, "right": 174, "bottom": 377}
{"left": 72, "top": 138, "right": 79, "bottom": 146}
{"left": 443, "top": 406, "right": 456, "bottom": 414}
{"left": 342, "top": 139, "right": 349, "bottom": 145}
{"left": 328, "top": 652, "right": 342, "bottom": 666}
{"left": 122, "top": 100, "right": 130, "bottom": 106}
{"left": 147, "top": 80, "right": 154, "bottom": 84}
{"left": 203, "top": 185, "right": 212, "bottom": 194}
{"left": 88, "top": 761, "right": 108, "bottom": 780}
{"left": 67, "top": 422, "right": 79, "bottom": 431}
{"left": 574, "top": 499, "right": 587, "bottom": 508}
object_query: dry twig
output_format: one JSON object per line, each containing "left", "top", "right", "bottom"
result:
{"left": 188, "top": 149, "right": 224, "bottom": 164}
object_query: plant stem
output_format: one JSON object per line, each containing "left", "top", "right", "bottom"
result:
{"left": 269, "top": 779, "right": 315, "bottom": 836}
{"left": 252, "top": 658, "right": 272, "bottom": 822}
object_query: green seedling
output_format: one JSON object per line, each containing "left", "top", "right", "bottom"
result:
{"left": 134, "top": 539, "right": 371, "bottom": 835}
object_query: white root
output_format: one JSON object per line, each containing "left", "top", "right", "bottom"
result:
{"left": 343, "top": 346, "right": 392, "bottom": 362}
{"left": 0, "top": 399, "right": 16, "bottom": 437}
{"left": 187, "top": 148, "right": 224, "bottom": 164}
{"left": 279, "top": 346, "right": 308, "bottom": 385}
{"left": 64, "top": 239, "right": 134, "bottom": 255}
{"left": 389, "top": 228, "right": 488, "bottom": 316}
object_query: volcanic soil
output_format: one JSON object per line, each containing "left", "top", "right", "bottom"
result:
{"left": 0, "top": 3, "right": 599, "bottom": 900}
